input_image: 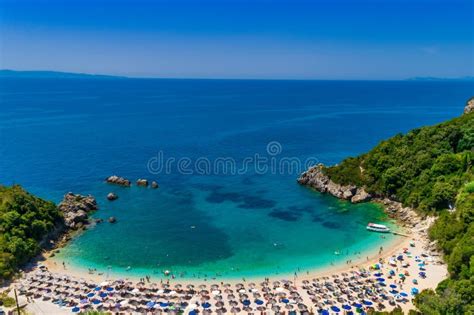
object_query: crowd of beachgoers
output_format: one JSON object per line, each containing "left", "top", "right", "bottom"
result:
{"left": 10, "top": 237, "right": 446, "bottom": 315}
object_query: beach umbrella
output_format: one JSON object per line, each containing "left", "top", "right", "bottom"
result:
{"left": 376, "top": 278, "right": 385, "bottom": 282}
{"left": 362, "top": 300, "right": 373, "bottom": 306}
{"left": 202, "top": 302, "right": 211, "bottom": 309}
{"left": 331, "top": 306, "right": 341, "bottom": 312}
{"left": 71, "top": 307, "right": 80, "bottom": 313}
{"left": 189, "top": 311, "right": 197, "bottom": 315}
{"left": 255, "top": 299, "right": 264, "bottom": 305}
{"left": 94, "top": 287, "right": 101, "bottom": 291}
{"left": 400, "top": 292, "right": 408, "bottom": 297}
{"left": 242, "top": 299, "right": 251, "bottom": 306}
{"left": 159, "top": 302, "right": 169, "bottom": 307}
{"left": 87, "top": 292, "right": 95, "bottom": 298}
{"left": 99, "top": 292, "right": 107, "bottom": 298}
{"left": 411, "top": 288, "right": 419, "bottom": 295}
{"left": 92, "top": 299, "right": 101, "bottom": 305}
{"left": 389, "top": 284, "right": 397, "bottom": 289}
{"left": 282, "top": 298, "right": 290, "bottom": 304}
{"left": 320, "top": 310, "right": 329, "bottom": 315}
{"left": 106, "top": 287, "right": 114, "bottom": 292}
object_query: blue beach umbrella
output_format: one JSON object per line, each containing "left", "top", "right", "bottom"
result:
{"left": 87, "top": 292, "right": 95, "bottom": 298}
{"left": 202, "top": 302, "right": 211, "bottom": 309}
{"left": 242, "top": 299, "right": 251, "bottom": 306}
{"left": 160, "top": 302, "right": 169, "bottom": 307}
{"left": 389, "top": 284, "right": 397, "bottom": 289}
{"left": 331, "top": 305, "right": 341, "bottom": 312}
{"left": 374, "top": 272, "right": 382, "bottom": 277}
{"left": 189, "top": 311, "right": 197, "bottom": 315}
{"left": 411, "top": 288, "right": 419, "bottom": 295}
{"left": 390, "top": 290, "right": 399, "bottom": 294}
{"left": 94, "top": 287, "right": 101, "bottom": 291}
{"left": 376, "top": 277, "right": 385, "bottom": 282}
{"left": 362, "top": 300, "right": 373, "bottom": 306}
{"left": 71, "top": 307, "right": 80, "bottom": 313}
{"left": 92, "top": 299, "right": 101, "bottom": 305}
{"left": 99, "top": 292, "right": 107, "bottom": 298}
{"left": 106, "top": 287, "right": 114, "bottom": 292}
{"left": 281, "top": 298, "right": 289, "bottom": 304}
{"left": 320, "top": 310, "right": 329, "bottom": 315}
{"left": 400, "top": 292, "right": 408, "bottom": 297}
{"left": 146, "top": 301, "right": 155, "bottom": 308}
{"left": 255, "top": 299, "right": 264, "bottom": 305}
{"left": 342, "top": 304, "right": 352, "bottom": 310}
{"left": 353, "top": 303, "right": 363, "bottom": 308}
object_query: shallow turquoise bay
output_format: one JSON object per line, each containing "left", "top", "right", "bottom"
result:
{"left": 0, "top": 79, "right": 471, "bottom": 280}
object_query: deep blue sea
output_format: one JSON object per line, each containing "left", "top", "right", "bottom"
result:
{"left": 0, "top": 78, "right": 472, "bottom": 280}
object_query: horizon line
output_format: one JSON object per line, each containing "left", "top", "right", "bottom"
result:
{"left": 1, "top": 69, "right": 473, "bottom": 82}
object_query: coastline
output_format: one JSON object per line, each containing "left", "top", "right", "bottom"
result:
{"left": 5, "top": 167, "right": 450, "bottom": 314}
{"left": 9, "top": 206, "right": 447, "bottom": 314}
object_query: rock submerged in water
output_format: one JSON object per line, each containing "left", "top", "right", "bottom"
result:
{"left": 108, "top": 216, "right": 117, "bottom": 223}
{"left": 58, "top": 192, "right": 98, "bottom": 229}
{"left": 107, "top": 192, "right": 118, "bottom": 201}
{"left": 297, "top": 164, "right": 372, "bottom": 203}
{"left": 151, "top": 181, "right": 159, "bottom": 189}
{"left": 105, "top": 175, "right": 131, "bottom": 187}
{"left": 136, "top": 178, "right": 148, "bottom": 187}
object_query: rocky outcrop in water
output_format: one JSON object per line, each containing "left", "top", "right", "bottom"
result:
{"left": 108, "top": 216, "right": 117, "bottom": 223}
{"left": 58, "top": 192, "right": 98, "bottom": 229}
{"left": 151, "top": 181, "right": 159, "bottom": 189}
{"left": 297, "top": 164, "right": 372, "bottom": 203}
{"left": 136, "top": 178, "right": 148, "bottom": 187}
{"left": 464, "top": 96, "right": 474, "bottom": 114}
{"left": 107, "top": 192, "right": 118, "bottom": 201}
{"left": 106, "top": 175, "right": 131, "bottom": 187}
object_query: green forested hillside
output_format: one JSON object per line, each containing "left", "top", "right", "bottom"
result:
{"left": 322, "top": 111, "right": 474, "bottom": 314}
{"left": 0, "top": 185, "right": 62, "bottom": 279}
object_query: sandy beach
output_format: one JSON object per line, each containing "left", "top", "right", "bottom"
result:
{"left": 3, "top": 209, "right": 448, "bottom": 314}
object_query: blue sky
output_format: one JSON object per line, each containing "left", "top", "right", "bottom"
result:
{"left": 0, "top": 0, "right": 473, "bottom": 79}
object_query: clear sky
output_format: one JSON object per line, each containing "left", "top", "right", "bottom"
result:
{"left": 0, "top": 0, "right": 473, "bottom": 79}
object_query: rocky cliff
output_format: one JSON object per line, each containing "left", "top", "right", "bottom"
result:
{"left": 58, "top": 192, "right": 98, "bottom": 229}
{"left": 464, "top": 96, "right": 474, "bottom": 114}
{"left": 297, "top": 164, "right": 372, "bottom": 203}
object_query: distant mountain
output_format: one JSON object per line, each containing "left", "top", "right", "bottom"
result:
{"left": 407, "top": 76, "right": 474, "bottom": 81}
{"left": 0, "top": 69, "right": 126, "bottom": 79}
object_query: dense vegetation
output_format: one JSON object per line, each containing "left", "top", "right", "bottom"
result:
{"left": 323, "top": 111, "right": 474, "bottom": 313}
{"left": 0, "top": 185, "right": 62, "bottom": 280}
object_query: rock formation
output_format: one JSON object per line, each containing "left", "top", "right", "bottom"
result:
{"left": 108, "top": 216, "right": 117, "bottom": 223}
{"left": 136, "top": 178, "right": 148, "bottom": 187}
{"left": 105, "top": 175, "right": 131, "bottom": 187}
{"left": 297, "top": 164, "right": 372, "bottom": 203}
{"left": 464, "top": 96, "right": 474, "bottom": 114}
{"left": 151, "top": 181, "right": 159, "bottom": 189}
{"left": 107, "top": 192, "right": 118, "bottom": 201}
{"left": 58, "top": 192, "right": 98, "bottom": 229}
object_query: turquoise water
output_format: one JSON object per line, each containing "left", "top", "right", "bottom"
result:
{"left": 0, "top": 78, "right": 472, "bottom": 280}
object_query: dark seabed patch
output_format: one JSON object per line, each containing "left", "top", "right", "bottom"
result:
{"left": 269, "top": 209, "right": 302, "bottom": 221}
{"left": 322, "top": 221, "right": 342, "bottom": 229}
{"left": 205, "top": 190, "right": 276, "bottom": 209}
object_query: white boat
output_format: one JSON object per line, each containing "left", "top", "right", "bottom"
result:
{"left": 366, "top": 223, "right": 390, "bottom": 233}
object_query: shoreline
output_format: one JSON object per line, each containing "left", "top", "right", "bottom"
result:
{"left": 5, "top": 183, "right": 449, "bottom": 314}
{"left": 43, "top": 225, "right": 404, "bottom": 285}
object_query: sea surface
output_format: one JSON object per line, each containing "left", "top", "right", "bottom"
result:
{"left": 0, "top": 78, "right": 472, "bottom": 280}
